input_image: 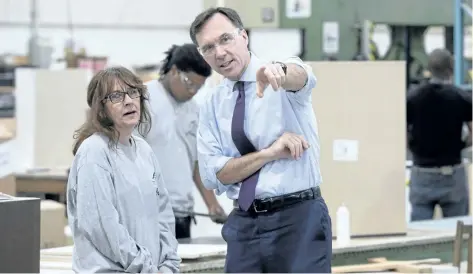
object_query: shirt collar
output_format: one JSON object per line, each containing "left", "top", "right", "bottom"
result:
{"left": 429, "top": 77, "right": 452, "bottom": 85}
{"left": 225, "top": 52, "right": 263, "bottom": 89}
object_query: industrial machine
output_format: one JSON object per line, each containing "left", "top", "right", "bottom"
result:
{"left": 204, "top": 0, "right": 472, "bottom": 90}
{"left": 280, "top": 0, "right": 472, "bottom": 89}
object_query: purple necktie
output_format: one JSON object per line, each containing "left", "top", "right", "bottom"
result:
{"left": 231, "top": 81, "right": 260, "bottom": 211}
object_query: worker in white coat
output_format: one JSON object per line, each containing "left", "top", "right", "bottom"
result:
{"left": 142, "top": 44, "right": 227, "bottom": 239}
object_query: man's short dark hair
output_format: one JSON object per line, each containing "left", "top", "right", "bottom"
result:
{"left": 189, "top": 7, "right": 244, "bottom": 45}
{"left": 159, "top": 43, "right": 212, "bottom": 77}
{"left": 428, "top": 48, "right": 454, "bottom": 80}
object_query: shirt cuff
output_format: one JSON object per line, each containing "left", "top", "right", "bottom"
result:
{"left": 283, "top": 57, "right": 316, "bottom": 101}
{"left": 158, "top": 265, "right": 174, "bottom": 273}
{"left": 286, "top": 57, "right": 311, "bottom": 87}
{"left": 212, "top": 156, "right": 233, "bottom": 195}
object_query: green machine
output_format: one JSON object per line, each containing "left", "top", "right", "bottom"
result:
{"left": 203, "top": 0, "right": 471, "bottom": 88}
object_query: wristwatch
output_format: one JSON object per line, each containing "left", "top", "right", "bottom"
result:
{"left": 273, "top": 61, "right": 287, "bottom": 75}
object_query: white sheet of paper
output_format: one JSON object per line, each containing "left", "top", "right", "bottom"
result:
{"left": 322, "top": 21, "right": 340, "bottom": 55}
{"left": 285, "top": 0, "right": 311, "bottom": 18}
{"left": 332, "top": 139, "right": 359, "bottom": 162}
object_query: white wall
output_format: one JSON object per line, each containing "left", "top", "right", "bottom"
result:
{"left": 0, "top": 0, "right": 202, "bottom": 27}
{"left": 0, "top": 27, "right": 193, "bottom": 68}
{"left": 1, "top": 0, "right": 469, "bottom": 69}
{"left": 0, "top": 0, "right": 204, "bottom": 67}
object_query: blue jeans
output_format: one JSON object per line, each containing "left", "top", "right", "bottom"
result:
{"left": 222, "top": 197, "right": 332, "bottom": 273}
{"left": 409, "top": 164, "right": 469, "bottom": 221}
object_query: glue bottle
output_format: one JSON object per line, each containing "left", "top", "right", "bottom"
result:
{"left": 336, "top": 203, "right": 351, "bottom": 246}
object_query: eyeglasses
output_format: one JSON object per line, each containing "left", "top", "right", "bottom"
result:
{"left": 179, "top": 72, "right": 202, "bottom": 91}
{"left": 198, "top": 29, "right": 241, "bottom": 57}
{"left": 103, "top": 88, "right": 140, "bottom": 104}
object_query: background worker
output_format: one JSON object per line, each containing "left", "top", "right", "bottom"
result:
{"left": 142, "top": 44, "right": 227, "bottom": 239}
{"left": 407, "top": 48, "right": 472, "bottom": 221}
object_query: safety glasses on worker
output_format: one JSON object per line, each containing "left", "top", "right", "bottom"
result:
{"left": 103, "top": 88, "right": 141, "bottom": 104}
{"left": 198, "top": 28, "right": 242, "bottom": 57}
{"left": 179, "top": 71, "right": 203, "bottom": 91}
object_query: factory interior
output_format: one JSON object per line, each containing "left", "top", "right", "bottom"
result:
{"left": 0, "top": 0, "right": 472, "bottom": 273}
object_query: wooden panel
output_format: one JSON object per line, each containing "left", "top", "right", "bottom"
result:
{"left": 468, "top": 163, "right": 472, "bottom": 215}
{"left": 35, "top": 69, "right": 89, "bottom": 168}
{"left": 15, "top": 69, "right": 90, "bottom": 170}
{"left": 41, "top": 244, "right": 227, "bottom": 260}
{"left": 0, "top": 175, "right": 16, "bottom": 195}
{"left": 310, "top": 61, "right": 407, "bottom": 237}
{"left": 15, "top": 169, "right": 68, "bottom": 195}
{"left": 0, "top": 139, "right": 16, "bottom": 195}
{"left": 0, "top": 118, "right": 16, "bottom": 139}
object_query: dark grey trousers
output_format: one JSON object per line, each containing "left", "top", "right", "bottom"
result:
{"left": 409, "top": 164, "right": 470, "bottom": 221}
{"left": 221, "top": 197, "right": 332, "bottom": 273}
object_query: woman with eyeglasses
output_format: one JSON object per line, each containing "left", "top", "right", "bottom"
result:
{"left": 67, "top": 66, "right": 180, "bottom": 273}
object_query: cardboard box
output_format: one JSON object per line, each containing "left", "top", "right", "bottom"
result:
{"left": 0, "top": 175, "right": 16, "bottom": 196}
{"left": 41, "top": 200, "right": 67, "bottom": 249}
{"left": 0, "top": 139, "right": 16, "bottom": 195}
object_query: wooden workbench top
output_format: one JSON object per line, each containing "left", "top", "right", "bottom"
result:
{"left": 334, "top": 216, "right": 471, "bottom": 254}
{"left": 15, "top": 168, "right": 69, "bottom": 180}
{"left": 39, "top": 216, "right": 471, "bottom": 273}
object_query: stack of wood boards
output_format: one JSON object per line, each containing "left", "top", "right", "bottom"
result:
{"left": 40, "top": 244, "right": 227, "bottom": 272}
{"left": 332, "top": 257, "right": 450, "bottom": 273}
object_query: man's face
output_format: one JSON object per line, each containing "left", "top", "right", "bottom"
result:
{"left": 169, "top": 67, "right": 207, "bottom": 102}
{"left": 195, "top": 13, "right": 250, "bottom": 80}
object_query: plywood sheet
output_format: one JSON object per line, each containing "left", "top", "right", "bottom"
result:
{"left": 15, "top": 69, "right": 90, "bottom": 170}
{"left": 40, "top": 261, "right": 72, "bottom": 271}
{"left": 35, "top": 69, "right": 90, "bottom": 168}
{"left": 0, "top": 118, "right": 15, "bottom": 139}
{"left": 407, "top": 216, "right": 471, "bottom": 232}
{"left": 0, "top": 175, "right": 15, "bottom": 195}
{"left": 41, "top": 244, "right": 227, "bottom": 260}
{"left": 40, "top": 226, "right": 456, "bottom": 273}
{"left": 468, "top": 163, "right": 472, "bottom": 215}
{"left": 309, "top": 61, "right": 407, "bottom": 237}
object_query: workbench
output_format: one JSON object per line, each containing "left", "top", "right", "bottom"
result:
{"left": 39, "top": 216, "right": 470, "bottom": 273}
{"left": 14, "top": 168, "right": 68, "bottom": 202}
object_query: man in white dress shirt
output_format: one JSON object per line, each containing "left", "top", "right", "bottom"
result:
{"left": 190, "top": 7, "right": 332, "bottom": 273}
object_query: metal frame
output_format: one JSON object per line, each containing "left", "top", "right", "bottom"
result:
{"left": 454, "top": 0, "right": 472, "bottom": 87}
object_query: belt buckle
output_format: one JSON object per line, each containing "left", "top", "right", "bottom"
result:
{"left": 440, "top": 166, "right": 454, "bottom": 175}
{"left": 253, "top": 201, "right": 268, "bottom": 213}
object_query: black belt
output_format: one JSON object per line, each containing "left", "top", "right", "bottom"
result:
{"left": 234, "top": 187, "right": 321, "bottom": 213}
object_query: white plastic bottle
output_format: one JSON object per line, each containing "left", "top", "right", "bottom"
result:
{"left": 336, "top": 203, "right": 351, "bottom": 246}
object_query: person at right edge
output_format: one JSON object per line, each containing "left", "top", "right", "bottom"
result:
{"left": 407, "top": 48, "right": 472, "bottom": 221}
{"left": 189, "top": 7, "right": 332, "bottom": 273}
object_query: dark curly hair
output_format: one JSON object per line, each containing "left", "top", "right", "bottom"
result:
{"left": 160, "top": 43, "right": 211, "bottom": 77}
